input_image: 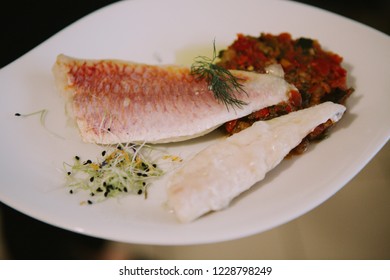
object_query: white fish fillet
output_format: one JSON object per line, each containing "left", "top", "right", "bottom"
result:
{"left": 167, "top": 102, "right": 346, "bottom": 223}
{"left": 52, "top": 54, "right": 296, "bottom": 144}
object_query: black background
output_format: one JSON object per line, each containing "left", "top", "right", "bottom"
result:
{"left": 1, "top": 0, "right": 389, "bottom": 68}
{"left": 0, "top": 0, "right": 389, "bottom": 259}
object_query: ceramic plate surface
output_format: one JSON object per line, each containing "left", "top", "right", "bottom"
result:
{"left": 0, "top": 0, "right": 389, "bottom": 245}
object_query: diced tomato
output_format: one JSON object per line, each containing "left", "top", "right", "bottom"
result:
{"left": 311, "top": 58, "right": 330, "bottom": 76}
{"left": 277, "top": 32, "right": 292, "bottom": 43}
{"left": 217, "top": 32, "right": 353, "bottom": 144}
{"left": 253, "top": 108, "right": 270, "bottom": 119}
{"left": 224, "top": 119, "right": 237, "bottom": 134}
{"left": 289, "top": 90, "right": 302, "bottom": 108}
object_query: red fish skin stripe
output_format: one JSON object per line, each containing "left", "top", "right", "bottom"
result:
{"left": 69, "top": 60, "right": 218, "bottom": 142}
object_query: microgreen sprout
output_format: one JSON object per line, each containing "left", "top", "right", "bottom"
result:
{"left": 64, "top": 142, "right": 166, "bottom": 203}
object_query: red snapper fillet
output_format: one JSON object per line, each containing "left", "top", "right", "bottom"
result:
{"left": 52, "top": 54, "right": 297, "bottom": 144}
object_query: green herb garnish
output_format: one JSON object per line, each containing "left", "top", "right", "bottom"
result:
{"left": 190, "top": 40, "right": 248, "bottom": 110}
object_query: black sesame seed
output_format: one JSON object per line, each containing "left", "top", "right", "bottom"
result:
{"left": 136, "top": 172, "right": 143, "bottom": 176}
{"left": 107, "top": 128, "right": 111, "bottom": 132}
{"left": 67, "top": 171, "right": 71, "bottom": 176}
{"left": 15, "top": 113, "right": 21, "bottom": 116}
{"left": 137, "top": 189, "right": 143, "bottom": 195}
{"left": 90, "top": 177, "right": 94, "bottom": 182}
{"left": 152, "top": 164, "right": 157, "bottom": 168}
{"left": 142, "top": 174, "right": 148, "bottom": 177}
{"left": 142, "top": 182, "right": 146, "bottom": 186}
{"left": 87, "top": 200, "right": 93, "bottom": 204}
{"left": 124, "top": 187, "right": 128, "bottom": 192}
{"left": 102, "top": 150, "right": 106, "bottom": 157}
{"left": 90, "top": 192, "right": 95, "bottom": 196}
{"left": 69, "top": 190, "right": 73, "bottom": 194}
{"left": 75, "top": 156, "right": 80, "bottom": 160}
{"left": 96, "top": 187, "right": 103, "bottom": 192}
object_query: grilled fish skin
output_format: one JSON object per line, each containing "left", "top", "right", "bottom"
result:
{"left": 53, "top": 54, "right": 296, "bottom": 144}
{"left": 167, "top": 102, "right": 346, "bottom": 223}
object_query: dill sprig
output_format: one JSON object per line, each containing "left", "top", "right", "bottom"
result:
{"left": 190, "top": 40, "right": 248, "bottom": 110}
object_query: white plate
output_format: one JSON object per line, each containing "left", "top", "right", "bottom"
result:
{"left": 0, "top": 0, "right": 389, "bottom": 245}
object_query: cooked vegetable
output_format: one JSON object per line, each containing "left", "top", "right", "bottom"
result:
{"left": 218, "top": 33, "right": 353, "bottom": 124}
{"left": 218, "top": 32, "right": 354, "bottom": 153}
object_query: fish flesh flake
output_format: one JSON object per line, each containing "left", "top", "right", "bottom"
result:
{"left": 167, "top": 102, "right": 346, "bottom": 223}
{"left": 52, "top": 54, "right": 296, "bottom": 144}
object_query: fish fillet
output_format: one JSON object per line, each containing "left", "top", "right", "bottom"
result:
{"left": 167, "top": 102, "right": 346, "bottom": 223}
{"left": 52, "top": 54, "right": 296, "bottom": 144}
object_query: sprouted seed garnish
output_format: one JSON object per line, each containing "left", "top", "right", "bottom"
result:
{"left": 14, "top": 109, "right": 65, "bottom": 139}
{"left": 64, "top": 143, "right": 167, "bottom": 204}
{"left": 15, "top": 109, "right": 48, "bottom": 125}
